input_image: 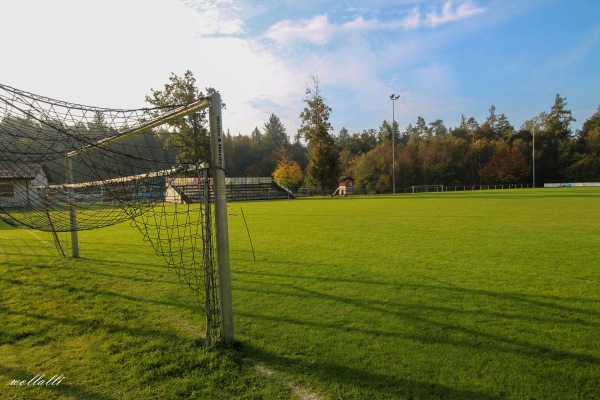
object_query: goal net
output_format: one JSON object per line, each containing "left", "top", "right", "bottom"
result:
{"left": 0, "top": 83, "right": 232, "bottom": 345}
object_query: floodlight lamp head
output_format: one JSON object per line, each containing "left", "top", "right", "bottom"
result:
{"left": 390, "top": 94, "right": 400, "bottom": 101}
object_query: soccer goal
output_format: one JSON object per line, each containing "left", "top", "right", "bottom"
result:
{"left": 412, "top": 185, "right": 444, "bottom": 193}
{"left": 0, "top": 83, "right": 232, "bottom": 346}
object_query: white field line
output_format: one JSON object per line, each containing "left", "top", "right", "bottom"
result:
{"left": 252, "top": 362, "right": 324, "bottom": 400}
{"left": 24, "top": 229, "right": 53, "bottom": 247}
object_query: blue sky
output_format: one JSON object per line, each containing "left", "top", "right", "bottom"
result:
{"left": 1, "top": 0, "right": 599, "bottom": 137}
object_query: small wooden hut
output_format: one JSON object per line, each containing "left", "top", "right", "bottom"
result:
{"left": 335, "top": 176, "right": 354, "bottom": 196}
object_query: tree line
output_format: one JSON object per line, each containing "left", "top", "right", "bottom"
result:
{"left": 337, "top": 95, "right": 599, "bottom": 192}
{"left": 216, "top": 76, "right": 599, "bottom": 192}
{"left": 144, "top": 71, "right": 600, "bottom": 192}
{"left": 3, "top": 71, "right": 598, "bottom": 193}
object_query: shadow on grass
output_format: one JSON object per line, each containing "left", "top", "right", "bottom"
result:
{"left": 234, "top": 275, "right": 600, "bottom": 366}
{"left": 241, "top": 342, "right": 502, "bottom": 400}
{"left": 75, "top": 240, "right": 156, "bottom": 254}
{"left": 81, "top": 267, "right": 175, "bottom": 285}
{"left": 77, "top": 257, "right": 167, "bottom": 275}
{"left": 0, "top": 305, "right": 191, "bottom": 344}
{"left": 1, "top": 249, "right": 177, "bottom": 282}
{"left": 1, "top": 238, "right": 192, "bottom": 291}
{"left": 239, "top": 306, "right": 598, "bottom": 366}
{"left": 235, "top": 269, "right": 600, "bottom": 316}
{"left": 0, "top": 274, "right": 198, "bottom": 314}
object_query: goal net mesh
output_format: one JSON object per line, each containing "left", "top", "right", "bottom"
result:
{"left": 0, "top": 83, "right": 221, "bottom": 344}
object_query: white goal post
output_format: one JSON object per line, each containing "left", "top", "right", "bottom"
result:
{"left": 0, "top": 84, "right": 233, "bottom": 345}
{"left": 63, "top": 93, "right": 233, "bottom": 344}
{"left": 208, "top": 92, "right": 234, "bottom": 345}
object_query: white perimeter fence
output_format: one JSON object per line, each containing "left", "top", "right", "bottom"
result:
{"left": 544, "top": 182, "right": 600, "bottom": 188}
{"left": 298, "top": 182, "right": 600, "bottom": 196}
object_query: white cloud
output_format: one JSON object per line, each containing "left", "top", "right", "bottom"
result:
{"left": 168, "top": 34, "right": 307, "bottom": 135}
{"left": 401, "top": 7, "right": 422, "bottom": 30}
{"left": 425, "top": 0, "right": 485, "bottom": 27}
{"left": 264, "top": 14, "right": 335, "bottom": 45}
{"left": 182, "top": 0, "right": 245, "bottom": 35}
{"left": 263, "top": 1, "right": 485, "bottom": 45}
{"left": 0, "top": 0, "right": 208, "bottom": 105}
{"left": 0, "top": 0, "right": 501, "bottom": 137}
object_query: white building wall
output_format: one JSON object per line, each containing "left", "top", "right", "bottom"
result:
{"left": 0, "top": 170, "right": 48, "bottom": 208}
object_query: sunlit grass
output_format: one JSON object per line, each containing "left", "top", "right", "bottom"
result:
{"left": 0, "top": 217, "right": 290, "bottom": 399}
{"left": 229, "top": 188, "right": 600, "bottom": 399}
{"left": 1, "top": 187, "right": 599, "bottom": 399}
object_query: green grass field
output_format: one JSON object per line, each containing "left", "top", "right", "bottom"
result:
{"left": 1, "top": 188, "right": 599, "bottom": 399}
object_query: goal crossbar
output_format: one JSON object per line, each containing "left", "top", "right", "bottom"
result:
{"left": 47, "top": 163, "right": 207, "bottom": 190}
{"left": 66, "top": 98, "right": 211, "bottom": 158}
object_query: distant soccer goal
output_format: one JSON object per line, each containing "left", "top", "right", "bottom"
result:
{"left": 412, "top": 185, "right": 444, "bottom": 193}
{"left": 0, "top": 83, "right": 232, "bottom": 346}
{"left": 297, "top": 188, "right": 310, "bottom": 196}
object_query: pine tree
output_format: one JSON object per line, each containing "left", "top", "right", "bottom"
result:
{"left": 297, "top": 75, "right": 338, "bottom": 193}
{"left": 263, "top": 114, "right": 289, "bottom": 150}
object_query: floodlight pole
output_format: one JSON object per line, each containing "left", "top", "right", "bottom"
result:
{"left": 390, "top": 94, "right": 400, "bottom": 194}
{"left": 532, "top": 127, "right": 536, "bottom": 188}
{"left": 209, "top": 92, "right": 234, "bottom": 345}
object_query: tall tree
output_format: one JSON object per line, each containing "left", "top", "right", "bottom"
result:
{"left": 263, "top": 113, "right": 289, "bottom": 150}
{"left": 335, "top": 127, "right": 350, "bottom": 150}
{"left": 250, "top": 127, "right": 262, "bottom": 143}
{"left": 485, "top": 105, "right": 498, "bottom": 134}
{"left": 497, "top": 114, "right": 514, "bottom": 139}
{"left": 335, "top": 127, "right": 351, "bottom": 172}
{"left": 261, "top": 113, "right": 290, "bottom": 173}
{"left": 466, "top": 117, "right": 479, "bottom": 142}
{"left": 547, "top": 94, "right": 576, "bottom": 139}
{"left": 451, "top": 116, "right": 470, "bottom": 140}
{"left": 527, "top": 94, "right": 576, "bottom": 184}
{"left": 145, "top": 70, "right": 222, "bottom": 163}
{"left": 297, "top": 75, "right": 338, "bottom": 193}
{"left": 378, "top": 120, "right": 400, "bottom": 143}
{"left": 568, "top": 106, "right": 600, "bottom": 180}
{"left": 429, "top": 119, "right": 447, "bottom": 138}
{"left": 416, "top": 116, "right": 429, "bottom": 137}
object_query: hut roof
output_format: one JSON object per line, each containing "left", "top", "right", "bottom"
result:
{"left": 0, "top": 162, "right": 44, "bottom": 180}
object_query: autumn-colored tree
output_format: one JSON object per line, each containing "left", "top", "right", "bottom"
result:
{"left": 273, "top": 159, "right": 303, "bottom": 189}
{"left": 481, "top": 142, "right": 530, "bottom": 183}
